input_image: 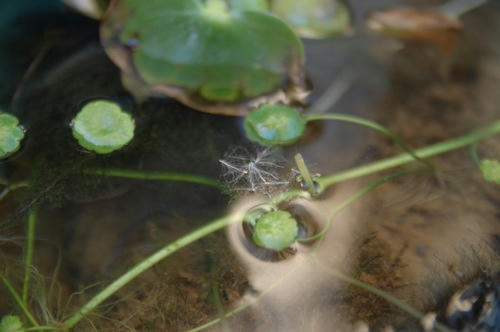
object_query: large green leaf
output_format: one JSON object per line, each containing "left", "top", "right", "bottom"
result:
{"left": 101, "top": 0, "right": 305, "bottom": 114}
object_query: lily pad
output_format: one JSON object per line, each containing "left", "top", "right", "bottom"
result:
{"left": 271, "top": 0, "right": 351, "bottom": 38}
{"left": 253, "top": 210, "right": 298, "bottom": 251}
{"left": 480, "top": 159, "right": 500, "bottom": 185}
{"left": 101, "top": 0, "right": 306, "bottom": 115}
{"left": 0, "top": 112, "right": 25, "bottom": 159}
{"left": 244, "top": 104, "right": 305, "bottom": 146}
{"left": 71, "top": 100, "right": 135, "bottom": 154}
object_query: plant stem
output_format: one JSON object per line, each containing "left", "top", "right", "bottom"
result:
{"left": 83, "top": 168, "right": 224, "bottom": 190}
{"left": 304, "top": 113, "right": 431, "bottom": 169}
{"left": 63, "top": 215, "right": 239, "bottom": 328}
{"left": 0, "top": 274, "right": 39, "bottom": 327}
{"left": 25, "top": 327, "right": 61, "bottom": 331}
{"left": 22, "top": 208, "right": 36, "bottom": 306}
{"left": 67, "top": 120, "right": 500, "bottom": 329}
{"left": 311, "top": 259, "right": 452, "bottom": 332}
{"left": 188, "top": 264, "right": 301, "bottom": 332}
{"left": 0, "top": 181, "right": 30, "bottom": 201}
{"left": 470, "top": 143, "right": 481, "bottom": 166}
{"left": 317, "top": 120, "right": 500, "bottom": 191}
{"left": 299, "top": 169, "right": 416, "bottom": 243}
{"left": 64, "top": 188, "right": 305, "bottom": 329}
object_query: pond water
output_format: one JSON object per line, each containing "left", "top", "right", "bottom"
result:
{"left": 0, "top": 1, "right": 499, "bottom": 331}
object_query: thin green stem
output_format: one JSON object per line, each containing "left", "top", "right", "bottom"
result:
{"left": 67, "top": 120, "right": 500, "bottom": 329}
{"left": 0, "top": 181, "right": 29, "bottom": 201}
{"left": 311, "top": 259, "right": 452, "bottom": 332}
{"left": 64, "top": 189, "right": 305, "bottom": 329}
{"left": 25, "top": 327, "right": 61, "bottom": 331}
{"left": 22, "top": 208, "right": 37, "bottom": 306}
{"left": 63, "top": 215, "right": 240, "bottom": 328}
{"left": 190, "top": 170, "right": 418, "bottom": 331}
{"left": 317, "top": 120, "right": 500, "bottom": 191}
{"left": 0, "top": 274, "right": 39, "bottom": 327}
{"left": 83, "top": 168, "right": 224, "bottom": 191}
{"left": 470, "top": 143, "right": 480, "bottom": 166}
{"left": 188, "top": 264, "right": 301, "bottom": 332}
{"left": 299, "top": 169, "right": 416, "bottom": 243}
{"left": 304, "top": 113, "right": 432, "bottom": 169}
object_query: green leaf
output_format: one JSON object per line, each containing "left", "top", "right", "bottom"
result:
{"left": 101, "top": 0, "right": 305, "bottom": 112}
{"left": 271, "top": 0, "right": 351, "bottom": 38}
{"left": 71, "top": 100, "right": 135, "bottom": 154}
{"left": 480, "top": 159, "right": 500, "bottom": 185}
{"left": 0, "top": 112, "right": 25, "bottom": 159}
{"left": 0, "top": 315, "right": 25, "bottom": 332}
{"left": 253, "top": 210, "right": 298, "bottom": 250}
{"left": 244, "top": 104, "right": 305, "bottom": 146}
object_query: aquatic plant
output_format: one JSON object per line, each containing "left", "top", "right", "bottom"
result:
{"left": 252, "top": 210, "right": 298, "bottom": 250}
{"left": 244, "top": 104, "right": 428, "bottom": 169}
{"left": 244, "top": 105, "right": 306, "bottom": 146}
{"left": 2, "top": 118, "right": 499, "bottom": 331}
{"left": 101, "top": 0, "right": 307, "bottom": 115}
{"left": 71, "top": 99, "right": 135, "bottom": 154}
{"left": 59, "top": 119, "right": 500, "bottom": 330}
{"left": 0, "top": 112, "right": 24, "bottom": 159}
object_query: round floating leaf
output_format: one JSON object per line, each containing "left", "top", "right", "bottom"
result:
{"left": 0, "top": 315, "right": 24, "bottom": 332}
{"left": 72, "top": 100, "right": 135, "bottom": 154}
{"left": 271, "top": 0, "right": 351, "bottom": 38}
{"left": 480, "top": 159, "right": 500, "bottom": 185}
{"left": 101, "top": 0, "right": 305, "bottom": 114}
{"left": 244, "top": 104, "right": 305, "bottom": 146}
{"left": 253, "top": 210, "right": 298, "bottom": 250}
{"left": 0, "top": 112, "right": 25, "bottom": 159}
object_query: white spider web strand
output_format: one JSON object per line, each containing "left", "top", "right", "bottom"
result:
{"left": 219, "top": 147, "right": 294, "bottom": 196}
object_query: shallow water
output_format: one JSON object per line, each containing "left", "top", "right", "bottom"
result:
{"left": 0, "top": 1, "right": 499, "bottom": 331}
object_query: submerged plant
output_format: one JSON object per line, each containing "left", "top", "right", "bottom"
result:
{"left": 71, "top": 99, "right": 135, "bottom": 154}
{"left": 0, "top": 112, "right": 25, "bottom": 159}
